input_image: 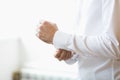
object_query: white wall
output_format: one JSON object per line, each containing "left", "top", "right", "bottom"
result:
{"left": 0, "top": 38, "right": 22, "bottom": 80}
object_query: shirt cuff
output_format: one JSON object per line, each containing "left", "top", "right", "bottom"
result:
{"left": 53, "top": 31, "right": 72, "bottom": 50}
{"left": 65, "top": 53, "right": 79, "bottom": 65}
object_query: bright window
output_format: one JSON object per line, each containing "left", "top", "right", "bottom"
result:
{"left": 0, "top": 0, "right": 78, "bottom": 75}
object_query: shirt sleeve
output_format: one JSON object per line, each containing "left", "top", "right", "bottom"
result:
{"left": 53, "top": 0, "right": 120, "bottom": 59}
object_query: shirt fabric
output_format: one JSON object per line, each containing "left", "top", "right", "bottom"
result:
{"left": 53, "top": 0, "right": 120, "bottom": 80}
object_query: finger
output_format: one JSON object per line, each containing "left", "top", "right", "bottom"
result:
{"left": 64, "top": 51, "right": 72, "bottom": 60}
{"left": 38, "top": 34, "right": 47, "bottom": 42}
{"left": 57, "top": 49, "right": 68, "bottom": 60}
{"left": 55, "top": 50, "right": 62, "bottom": 58}
{"left": 55, "top": 53, "right": 61, "bottom": 59}
{"left": 61, "top": 51, "right": 70, "bottom": 60}
{"left": 63, "top": 52, "right": 70, "bottom": 60}
{"left": 40, "top": 20, "right": 49, "bottom": 25}
{"left": 39, "top": 25, "right": 45, "bottom": 31}
{"left": 39, "top": 25, "right": 49, "bottom": 33}
{"left": 38, "top": 30, "right": 48, "bottom": 39}
{"left": 59, "top": 51, "right": 67, "bottom": 61}
{"left": 69, "top": 52, "right": 73, "bottom": 58}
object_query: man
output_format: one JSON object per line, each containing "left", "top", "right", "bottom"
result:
{"left": 37, "top": 0, "right": 120, "bottom": 80}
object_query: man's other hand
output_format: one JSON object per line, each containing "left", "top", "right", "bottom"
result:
{"left": 55, "top": 49, "right": 73, "bottom": 61}
{"left": 37, "top": 20, "right": 58, "bottom": 44}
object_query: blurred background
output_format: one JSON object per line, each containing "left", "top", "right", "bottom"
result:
{"left": 0, "top": 0, "right": 79, "bottom": 80}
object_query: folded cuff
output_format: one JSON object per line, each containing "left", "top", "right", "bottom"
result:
{"left": 53, "top": 31, "right": 72, "bottom": 50}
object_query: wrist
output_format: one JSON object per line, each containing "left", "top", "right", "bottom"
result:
{"left": 51, "top": 30, "right": 58, "bottom": 44}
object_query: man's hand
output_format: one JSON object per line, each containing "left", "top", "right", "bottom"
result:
{"left": 37, "top": 20, "right": 58, "bottom": 44}
{"left": 55, "top": 49, "right": 73, "bottom": 61}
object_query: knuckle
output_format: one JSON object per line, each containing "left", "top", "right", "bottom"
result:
{"left": 53, "top": 23, "right": 57, "bottom": 26}
{"left": 40, "top": 26, "right": 44, "bottom": 30}
{"left": 43, "top": 21, "right": 48, "bottom": 25}
{"left": 55, "top": 55, "right": 57, "bottom": 58}
{"left": 55, "top": 54, "right": 58, "bottom": 58}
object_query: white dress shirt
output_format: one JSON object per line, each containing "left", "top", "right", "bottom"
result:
{"left": 53, "top": 0, "right": 120, "bottom": 80}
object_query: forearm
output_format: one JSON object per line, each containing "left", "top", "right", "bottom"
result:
{"left": 53, "top": 31, "right": 120, "bottom": 58}
{"left": 53, "top": 1, "right": 120, "bottom": 59}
